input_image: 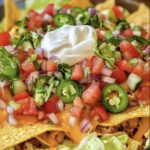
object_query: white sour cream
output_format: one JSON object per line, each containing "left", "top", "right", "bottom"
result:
{"left": 41, "top": 25, "right": 97, "bottom": 65}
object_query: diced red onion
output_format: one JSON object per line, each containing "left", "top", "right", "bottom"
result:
{"left": 145, "top": 46, "right": 150, "bottom": 53}
{"left": 57, "top": 100, "right": 64, "bottom": 111}
{"left": 6, "top": 106, "right": 14, "bottom": 114}
{"left": 112, "top": 30, "right": 120, "bottom": 36}
{"left": 4, "top": 45, "right": 15, "bottom": 54}
{"left": 0, "top": 81, "right": 6, "bottom": 88}
{"left": 0, "top": 99, "right": 6, "bottom": 109}
{"left": 47, "top": 113, "right": 58, "bottom": 124}
{"left": 66, "top": 9, "right": 71, "bottom": 14}
{"left": 43, "top": 13, "right": 53, "bottom": 23}
{"left": 88, "top": 7, "right": 96, "bottom": 16}
{"left": 35, "top": 47, "right": 44, "bottom": 57}
{"left": 80, "top": 119, "right": 91, "bottom": 132}
{"left": 36, "top": 28, "right": 44, "bottom": 36}
{"left": 38, "top": 111, "right": 45, "bottom": 120}
{"left": 47, "top": 71, "right": 53, "bottom": 76}
{"left": 8, "top": 114, "right": 17, "bottom": 126}
{"left": 69, "top": 116, "right": 76, "bottom": 127}
{"left": 80, "top": 75, "right": 92, "bottom": 84}
{"left": 49, "top": 55, "right": 57, "bottom": 61}
{"left": 91, "top": 74, "right": 101, "bottom": 81}
{"left": 101, "top": 67, "right": 112, "bottom": 76}
{"left": 102, "top": 76, "right": 116, "bottom": 84}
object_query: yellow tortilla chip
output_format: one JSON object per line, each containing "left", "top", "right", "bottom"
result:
{"left": 0, "top": 122, "right": 64, "bottom": 149}
{"left": 95, "top": 0, "right": 115, "bottom": 11}
{"left": 4, "top": 0, "right": 22, "bottom": 31}
{"left": 127, "top": 3, "right": 150, "bottom": 26}
{"left": 70, "top": 0, "right": 93, "bottom": 9}
{"left": 99, "top": 105, "right": 149, "bottom": 127}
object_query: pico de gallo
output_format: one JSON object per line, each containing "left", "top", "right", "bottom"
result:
{"left": 0, "top": 2, "right": 149, "bottom": 133}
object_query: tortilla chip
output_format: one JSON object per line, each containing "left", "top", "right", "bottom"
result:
{"left": 70, "top": 0, "right": 93, "bottom": 9}
{"left": 95, "top": 0, "right": 115, "bottom": 11}
{"left": 99, "top": 105, "right": 149, "bottom": 127}
{"left": 0, "top": 122, "right": 64, "bottom": 149}
{"left": 4, "top": 0, "right": 22, "bottom": 31}
{"left": 127, "top": 3, "right": 150, "bottom": 26}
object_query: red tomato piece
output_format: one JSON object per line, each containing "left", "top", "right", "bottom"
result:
{"left": 28, "top": 14, "right": 43, "bottom": 31}
{"left": 119, "top": 41, "right": 140, "bottom": 58}
{"left": 63, "top": 4, "right": 72, "bottom": 10}
{"left": 112, "top": 6, "right": 123, "bottom": 18}
{"left": 13, "top": 92, "right": 29, "bottom": 101}
{"left": 15, "top": 97, "right": 38, "bottom": 115}
{"left": 70, "top": 106, "right": 83, "bottom": 117}
{"left": 132, "top": 63, "right": 144, "bottom": 77}
{"left": 44, "top": 4, "right": 54, "bottom": 16}
{"left": 21, "top": 61, "right": 36, "bottom": 74}
{"left": 95, "top": 29, "right": 104, "bottom": 41}
{"left": 135, "top": 84, "right": 150, "bottom": 102}
{"left": 71, "top": 65, "right": 84, "bottom": 81}
{"left": 143, "top": 67, "right": 150, "bottom": 81}
{"left": 116, "top": 60, "right": 133, "bottom": 72}
{"left": 15, "top": 50, "right": 28, "bottom": 62}
{"left": 0, "top": 32, "right": 11, "bottom": 46}
{"left": 0, "top": 89, "right": 2, "bottom": 98}
{"left": 82, "top": 82, "right": 101, "bottom": 105}
{"left": 46, "top": 60, "right": 57, "bottom": 72}
{"left": 122, "top": 29, "right": 133, "bottom": 38}
{"left": 73, "top": 97, "right": 84, "bottom": 108}
{"left": 90, "top": 105, "right": 108, "bottom": 121}
{"left": 43, "top": 96, "right": 59, "bottom": 114}
{"left": 92, "top": 56, "right": 104, "bottom": 74}
{"left": 112, "top": 68, "right": 127, "bottom": 83}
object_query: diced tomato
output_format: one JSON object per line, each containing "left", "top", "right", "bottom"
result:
{"left": 135, "top": 83, "right": 150, "bottom": 102}
{"left": 112, "top": 6, "right": 123, "bottom": 19}
{"left": 28, "top": 10, "right": 39, "bottom": 18}
{"left": 13, "top": 92, "right": 29, "bottom": 101}
{"left": 73, "top": 97, "right": 84, "bottom": 108}
{"left": 63, "top": 4, "right": 72, "bottom": 10}
{"left": 44, "top": 4, "right": 54, "bottom": 16}
{"left": 119, "top": 41, "right": 140, "bottom": 59}
{"left": 15, "top": 97, "right": 38, "bottom": 115}
{"left": 92, "top": 56, "right": 104, "bottom": 74}
{"left": 82, "top": 82, "right": 101, "bottom": 105}
{"left": 71, "top": 65, "right": 84, "bottom": 81}
{"left": 15, "top": 50, "right": 28, "bottom": 62}
{"left": 116, "top": 60, "right": 133, "bottom": 72}
{"left": 28, "top": 12, "right": 43, "bottom": 31}
{"left": 95, "top": 29, "right": 104, "bottom": 41}
{"left": 132, "top": 63, "right": 144, "bottom": 77}
{"left": 90, "top": 105, "right": 108, "bottom": 121}
{"left": 43, "top": 96, "right": 59, "bottom": 114}
{"left": 99, "top": 80, "right": 107, "bottom": 89}
{"left": 70, "top": 106, "right": 83, "bottom": 117}
{"left": 46, "top": 60, "right": 57, "bottom": 72}
{"left": 112, "top": 68, "right": 127, "bottom": 83}
{"left": 0, "top": 32, "right": 11, "bottom": 46}
{"left": 21, "top": 61, "right": 36, "bottom": 74}
{"left": 0, "top": 89, "right": 2, "bottom": 98}
{"left": 122, "top": 29, "right": 133, "bottom": 38}
{"left": 143, "top": 67, "right": 149, "bottom": 81}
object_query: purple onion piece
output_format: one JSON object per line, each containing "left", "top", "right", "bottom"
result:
{"left": 49, "top": 55, "right": 57, "bottom": 61}
{"left": 88, "top": 7, "right": 96, "bottom": 16}
{"left": 35, "top": 47, "right": 44, "bottom": 57}
{"left": 91, "top": 74, "right": 101, "bottom": 81}
{"left": 145, "top": 46, "right": 150, "bottom": 53}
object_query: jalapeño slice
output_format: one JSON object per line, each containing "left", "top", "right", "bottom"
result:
{"left": 102, "top": 84, "right": 128, "bottom": 113}
{"left": 54, "top": 14, "right": 75, "bottom": 27}
{"left": 56, "top": 80, "right": 83, "bottom": 103}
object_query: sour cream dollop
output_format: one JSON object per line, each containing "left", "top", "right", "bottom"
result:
{"left": 41, "top": 25, "right": 97, "bottom": 65}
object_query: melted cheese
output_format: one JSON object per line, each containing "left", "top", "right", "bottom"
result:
{"left": 57, "top": 110, "right": 85, "bottom": 144}
{"left": 41, "top": 25, "right": 97, "bottom": 66}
